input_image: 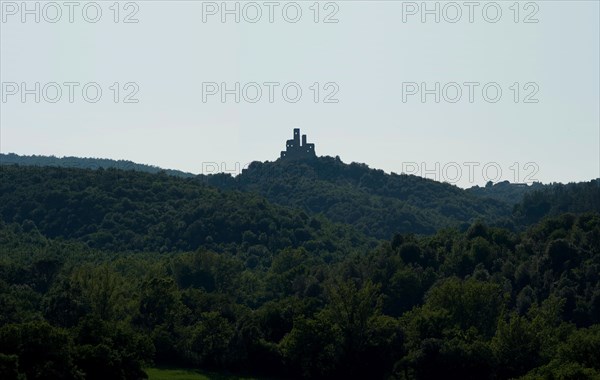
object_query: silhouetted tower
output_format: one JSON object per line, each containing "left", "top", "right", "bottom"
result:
{"left": 280, "top": 128, "right": 316, "bottom": 159}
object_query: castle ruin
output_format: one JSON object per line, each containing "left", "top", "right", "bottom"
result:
{"left": 280, "top": 128, "right": 316, "bottom": 160}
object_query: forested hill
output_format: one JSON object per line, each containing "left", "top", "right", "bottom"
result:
{"left": 2, "top": 154, "right": 598, "bottom": 239}
{"left": 201, "top": 157, "right": 513, "bottom": 238}
{"left": 0, "top": 153, "right": 195, "bottom": 178}
{"left": 513, "top": 179, "right": 600, "bottom": 224}
{"left": 0, "top": 165, "right": 374, "bottom": 259}
{"left": 2, "top": 153, "right": 515, "bottom": 238}
{"left": 467, "top": 180, "right": 549, "bottom": 204}
{"left": 1, "top": 207, "right": 600, "bottom": 379}
{"left": 202, "top": 158, "right": 599, "bottom": 237}
{"left": 1, "top": 160, "right": 600, "bottom": 379}
{"left": 1, "top": 153, "right": 548, "bottom": 205}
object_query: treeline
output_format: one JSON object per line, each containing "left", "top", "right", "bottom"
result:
{"left": 0, "top": 153, "right": 195, "bottom": 178}
{"left": 0, "top": 165, "right": 373, "bottom": 259}
{"left": 204, "top": 158, "right": 600, "bottom": 236}
{"left": 4, "top": 154, "right": 599, "bottom": 238}
{"left": 1, "top": 154, "right": 514, "bottom": 237}
{"left": 513, "top": 180, "right": 600, "bottom": 224}
{"left": 201, "top": 157, "right": 513, "bottom": 238}
{"left": 466, "top": 180, "right": 548, "bottom": 205}
{"left": 1, "top": 164, "right": 599, "bottom": 379}
{"left": 1, "top": 212, "right": 600, "bottom": 379}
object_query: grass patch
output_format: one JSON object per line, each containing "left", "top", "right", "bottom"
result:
{"left": 145, "top": 367, "right": 263, "bottom": 380}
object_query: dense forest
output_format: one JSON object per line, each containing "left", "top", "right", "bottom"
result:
{"left": 0, "top": 154, "right": 519, "bottom": 237}
{"left": 1, "top": 153, "right": 549, "bottom": 206}
{"left": 466, "top": 180, "right": 548, "bottom": 205}
{"left": 0, "top": 154, "right": 195, "bottom": 179}
{"left": 0, "top": 165, "right": 372, "bottom": 257}
{"left": 201, "top": 158, "right": 599, "bottom": 238}
{"left": 1, "top": 161, "right": 599, "bottom": 379}
{"left": 5, "top": 154, "right": 597, "bottom": 237}
{"left": 200, "top": 158, "right": 514, "bottom": 238}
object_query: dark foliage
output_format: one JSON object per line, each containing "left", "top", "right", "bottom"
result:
{"left": 1, "top": 164, "right": 599, "bottom": 379}
{"left": 1, "top": 153, "right": 194, "bottom": 178}
{"left": 467, "top": 180, "right": 548, "bottom": 205}
{"left": 200, "top": 157, "right": 513, "bottom": 238}
{"left": 0, "top": 165, "right": 372, "bottom": 260}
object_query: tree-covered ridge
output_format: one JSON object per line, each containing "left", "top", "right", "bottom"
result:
{"left": 513, "top": 179, "right": 600, "bottom": 224}
{"left": 1, "top": 158, "right": 599, "bottom": 379}
{"left": 4, "top": 154, "right": 598, "bottom": 239}
{"left": 1, "top": 153, "right": 516, "bottom": 237}
{"left": 1, "top": 212, "right": 599, "bottom": 379}
{"left": 201, "top": 157, "right": 513, "bottom": 238}
{"left": 0, "top": 165, "right": 374, "bottom": 259}
{"left": 0, "top": 153, "right": 195, "bottom": 178}
{"left": 466, "top": 180, "right": 548, "bottom": 205}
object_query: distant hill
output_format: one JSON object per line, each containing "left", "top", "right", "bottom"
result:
{"left": 3, "top": 153, "right": 597, "bottom": 239}
{"left": 466, "top": 180, "right": 549, "bottom": 205}
{"left": 2, "top": 155, "right": 600, "bottom": 380}
{"left": 200, "top": 156, "right": 514, "bottom": 238}
{"left": 513, "top": 179, "right": 600, "bottom": 225}
{"left": 2, "top": 154, "right": 516, "bottom": 238}
{"left": 0, "top": 165, "right": 373, "bottom": 258}
{"left": 0, "top": 153, "right": 195, "bottom": 178}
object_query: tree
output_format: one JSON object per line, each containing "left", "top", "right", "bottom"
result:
{"left": 491, "top": 313, "right": 541, "bottom": 378}
{"left": 0, "top": 321, "right": 80, "bottom": 380}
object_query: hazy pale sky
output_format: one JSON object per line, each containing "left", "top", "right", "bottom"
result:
{"left": 1, "top": 1, "right": 599, "bottom": 187}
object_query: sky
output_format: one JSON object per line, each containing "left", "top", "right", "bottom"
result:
{"left": 1, "top": 0, "right": 599, "bottom": 188}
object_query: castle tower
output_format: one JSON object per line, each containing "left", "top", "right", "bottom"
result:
{"left": 281, "top": 128, "right": 316, "bottom": 159}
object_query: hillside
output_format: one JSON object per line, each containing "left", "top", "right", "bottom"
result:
{"left": 0, "top": 153, "right": 195, "bottom": 178}
{"left": 2, "top": 153, "right": 517, "bottom": 238}
{"left": 513, "top": 179, "right": 600, "bottom": 224}
{"left": 466, "top": 180, "right": 549, "bottom": 204}
{"left": 5, "top": 154, "right": 600, "bottom": 239}
{"left": 201, "top": 157, "right": 514, "bottom": 238}
{"left": 0, "top": 165, "right": 374, "bottom": 260}
{"left": 1, "top": 161, "right": 600, "bottom": 379}
{"left": 1, "top": 206, "right": 599, "bottom": 379}
{"left": 2, "top": 154, "right": 598, "bottom": 239}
